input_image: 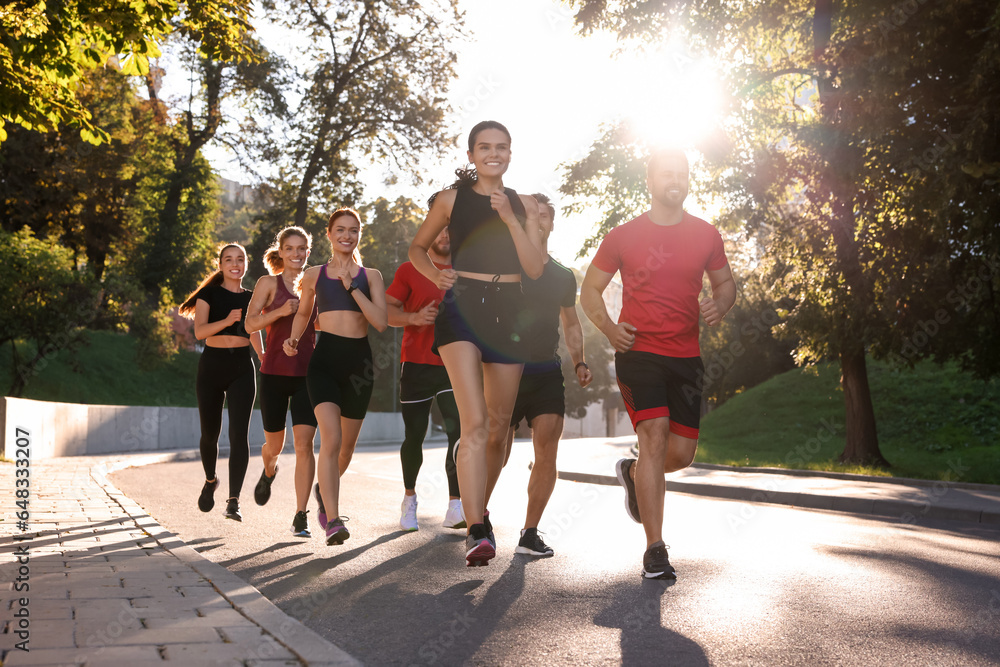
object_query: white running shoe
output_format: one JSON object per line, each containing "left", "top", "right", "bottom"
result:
{"left": 400, "top": 494, "right": 418, "bottom": 532}
{"left": 442, "top": 498, "right": 466, "bottom": 529}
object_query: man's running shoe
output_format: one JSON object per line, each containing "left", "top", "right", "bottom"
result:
{"left": 223, "top": 497, "right": 242, "bottom": 522}
{"left": 314, "top": 483, "right": 327, "bottom": 529}
{"left": 465, "top": 523, "right": 495, "bottom": 567}
{"left": 400, "top": 494, "right": 418, "bottom": 532}
{"left": 290, "top": 510, "right": 311, "bottom": 538}
{"left": 198, "top": 478, "right": 219, "bottom": 512}
{"left": 515, "top": 527, "right": 553, "bottom": 557}
{"left": 642, "top": 541, "right": 676, "bottom": 580}
{"left": 325, "top": 517, "right": 350, "bottom": 545}
{"left": 442, "top": 499, "right": 466, "bottom": 529}
{"left": 253, "top": 464, "right": 278, "bottom": 506}
{"left": 483, "top": 509, "right": 496, "bottom": 548}
{"left": 615, "top": 458, "right": 641, "bottom": 524}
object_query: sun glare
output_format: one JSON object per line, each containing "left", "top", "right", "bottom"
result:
{"left": 613, "top": 48, "right": 724, "bottom": 150}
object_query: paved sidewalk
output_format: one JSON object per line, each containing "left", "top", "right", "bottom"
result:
{"left": 0, "top": 454, "right": 359, "bottom": 667}
{"left": 557, "top": 437, "right": 1000, "bottom": 525}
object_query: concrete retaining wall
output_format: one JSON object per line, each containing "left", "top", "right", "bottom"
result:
{"left": 0, "top": 396, "right": 409, "bottom": 460}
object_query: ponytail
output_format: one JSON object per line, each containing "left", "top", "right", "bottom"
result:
{"left": 178, "top": 243, "right": 246, "bottom": 318}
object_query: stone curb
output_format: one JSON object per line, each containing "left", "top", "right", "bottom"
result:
{"left": 556, "top": 470, "right": 1000, "bottom": 526}
{"left": 92, "top": 456, "right": 362, "bottom": 667}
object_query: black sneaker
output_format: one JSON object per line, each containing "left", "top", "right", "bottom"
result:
{"left": 483, "top": 509, "right": 496, "bottom": 548}
{"left": 615, "top": 458, "right": 641, "bottom": 524}
{"left": 515, "top": 527, "right": 553, "bottom": 557}
{"left": 198, "top": 478, "right": 219, "bottom": 512}
{"left": 314, "top": 483, "right": 327, "bottom": 529}
{"left": 465, "top": 523, "right": 495, "bottom": 567}
{"left": 291, "top": 510, "right": 311, "bottom": 538}
{"left": 254, "top": 464, "right": 278, "bottom": 506}
{"left": 224, "top": 497, "right": 242, "bottom": 522}
{"left": 642, "top": 541, "right": 676, "bottom": 580}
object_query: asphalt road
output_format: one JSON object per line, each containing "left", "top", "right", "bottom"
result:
{"left": 112, "top": 441, "right": 1000, "bottom": 666}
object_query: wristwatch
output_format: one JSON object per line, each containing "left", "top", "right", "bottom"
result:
{"left": 346, "top": 277, "right": 360, "bottom": 296}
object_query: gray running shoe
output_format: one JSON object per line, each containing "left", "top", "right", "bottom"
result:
{"left": 642, "top": 541, "right": 676, "bottom": 580}
{"left": 615, "top": 458, "right": 641, "bottom": 524}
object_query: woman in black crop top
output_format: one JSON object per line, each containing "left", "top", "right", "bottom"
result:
{"left": 178, "top": 243, "right": 262, "bottom": 523}
{"left": 408, "top": 120, "right": 543, "bottom": 567}
{"left": 283, "top": 207, "right": 387, "bottom": 546}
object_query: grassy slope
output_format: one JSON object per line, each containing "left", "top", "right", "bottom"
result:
{"left": 698, "top": 361, "right": 1000, "bottom": 485}
{"left": 0, "top": 331, "right": 201, "bottom": 407}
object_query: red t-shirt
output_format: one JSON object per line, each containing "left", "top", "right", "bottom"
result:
{"left": 385, "top": 261, "right": 449, "bottom": 366}
{"left": 591, "top": 211, "right": 728, "bottom": 357}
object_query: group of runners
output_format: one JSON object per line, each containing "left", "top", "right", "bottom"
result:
{"left": 180, "top": 120, "right": 735, "bottom": 578}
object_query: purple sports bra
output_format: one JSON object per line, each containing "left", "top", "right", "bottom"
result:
{"left": 315, "top": 265, "right": 369, "bottom": 314}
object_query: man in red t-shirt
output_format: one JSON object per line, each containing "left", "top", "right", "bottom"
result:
{"left": 386, "top": 227, "right": 463, "bottom": 532}
{"left": 581, "top": 148, "right": 736, "bottom": 580}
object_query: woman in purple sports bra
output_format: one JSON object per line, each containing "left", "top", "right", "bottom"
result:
{"left": 245, "top": 226, "right": 318, "bottom": 538}
{"left": 284, "top": 208, "right": 387, "bottom": 546}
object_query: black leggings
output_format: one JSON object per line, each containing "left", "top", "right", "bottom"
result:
{"left": 400, "top": 393, "right": 460, "bottom": 497}
{"left": 197, "top": 346, "right": 256, "bottom": 499}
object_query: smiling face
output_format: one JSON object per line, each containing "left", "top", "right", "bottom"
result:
{"left": 646, "top": 151, "right": 690, "bottom": 209}
{"left": 219, "top": 245, "right": 247, "bottom": 281}
{"left": 537, "top": 200, "right": 554, "bottom": 238}
{"left": 467, "top": 127, "right": 511, "bottom": 179}
{"left": 279, "top": 233, "right": 310, "bottom": 271}
{"left": 328, "top": 213, "right": 361, "bottom": 257}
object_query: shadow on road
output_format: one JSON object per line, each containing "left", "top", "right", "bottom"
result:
{"left": 594, "top": 578, "right": 709, "bottom": 666}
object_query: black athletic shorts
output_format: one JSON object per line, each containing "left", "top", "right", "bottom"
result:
{"left": 259, "top": 373, "right": 317, "bottom": 432}
{"left": 307, "top": 332, "right": 373, "bottom": 420}
{"left": 614, "top": 351, "right": 703, "bottom": 438}
{"left": 399, "top": 362, "right": 453, "bottom": 403}
{"left": 433, "top": 276, "right": 524, "bottom": 364}
{"left": 509, "top": 364, "right": 565, "bottom": 428}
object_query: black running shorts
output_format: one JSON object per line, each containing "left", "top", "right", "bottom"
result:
{"left": 399, "top": 361, "right": 453, "bottom": 404}
{"left": 306, "top": 332, "right": 373, "bottom": 420}
{"left": 433, "top": 276, "right": 524, "bottom": 364}
{"left": 614, "top": 351, "right": 703, "bottom": 438}
{"left": 509, "top": 365, "right": 565, "bottom": 428}
{"left": 259, "top": 373, "right": 317, "bottom": 432}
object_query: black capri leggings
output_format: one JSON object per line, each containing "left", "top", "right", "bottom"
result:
{"left": 400, "top": 394, "right": 460, "bottom": 497}
{"left": 196, "top": 346, "right": 256, "bottom": 499}
{"left": 259, "top": 373, "right": 316, "bottom": 432}
{"left": 307, "top": 332, "right": 374, "bottom": 420}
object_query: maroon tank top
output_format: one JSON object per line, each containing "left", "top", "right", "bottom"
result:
{"left": 260, "top": 276, "right": 316, "bottom": 376}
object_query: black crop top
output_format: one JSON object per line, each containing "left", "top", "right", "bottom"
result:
{"left": 315, "top": 265, "right": 370, "bottom": 314}
{"left": 195, "top": 284, "right": 252, "bottom": 338}
{"left": 449, "top": 186, "right": 527, "bottom": 275}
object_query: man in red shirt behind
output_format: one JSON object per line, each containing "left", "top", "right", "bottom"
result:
{"left": 581, "top": 148, "right": 736, "bottom": 579}
{"left": 386, "top": 226, "right": 464, "bottom": 532}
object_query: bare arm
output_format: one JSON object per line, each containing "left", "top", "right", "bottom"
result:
{"left": 250, "top": 330, "right": 263, "bottom": 359}
{"left": 700, "top": 264, "right": 737, "bottom": 327}
{"left": 245, "top": 276, "right": 297, "bottom": 334}
{"left": 409, "top": 190, "right": 457, "bottom": 290}
{"left": 351, "top": 269, "right": 388, "bottom": 332}
{"left": 580, "top": 264, "right": 636, "bottom": 354}
{"left": 193, "top": 299, "right": 242, "bottom": 340}
{"left": 560, "top": 305, "right": 592, "bottom": 387}
{"left": 283, "top": 268, "right": 318, "bottom": 356}
{"left": 387, "top": 294, "right": 437, "bottom": 328}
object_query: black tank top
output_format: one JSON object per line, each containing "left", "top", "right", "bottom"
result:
{"left": 449, "top": 186, "right": 527, "bottom": 275}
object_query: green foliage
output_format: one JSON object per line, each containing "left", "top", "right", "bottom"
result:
{"left": 260, "top": 0, "right": 463, "bottom": 227}
{"left": 0, "top": 0, "right": 256, "bottom": 145}
{"left": 0, "top": 227, "right": 102, "bottom": 395}
{"left": 0, "top": 331, "right": 201, "bottom": 406}
{"left": 698, "top": 360, "right": 1000, "bottom": 485}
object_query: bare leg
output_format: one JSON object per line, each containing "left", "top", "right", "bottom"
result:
{"left": 482, "top": 362, "right": 523, "bottom": 510}
{"left": 291, "top": 424, "right": 316, "bottom": 513}
{"left": 438, "top": 342, "right": 487, "bottom": 534}
{"left": 338, "top": 417, "right": 364, "bottom": 476}
{"left": 314, "top": 402, "right": 343, "bottom": 519}
{"left": 523, "top": 413, "right": 563, "bottom": 529}
{"left": 633, "top": 418, "right": 697, "bottom": 547}
{"left": 261, "top": 430, "right": 285, "bottom": 477}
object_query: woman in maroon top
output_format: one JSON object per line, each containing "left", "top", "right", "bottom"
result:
{"left": 245, "top": 227, "right": 318, "bottom": 538}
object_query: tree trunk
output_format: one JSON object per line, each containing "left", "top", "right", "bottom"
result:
{"left": 838, "top": 343, "right": 889, "bottom": 466}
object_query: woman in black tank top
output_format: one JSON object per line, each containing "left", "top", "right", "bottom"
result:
{"left": 178, "top": 243, "right": 263, "bottom": 523}
{"left": 408, "top": 120, "right": 543, "bottom": 567}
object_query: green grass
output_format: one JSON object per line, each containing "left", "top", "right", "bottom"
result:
{"left": 698, "top": 360, "right": 1000, "bottom": 485}
{"left": 0, "top": 330, "right": 201, "bottom": 407}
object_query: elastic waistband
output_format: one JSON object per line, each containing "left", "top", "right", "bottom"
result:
{"left": 455, "top": 276, "right": 523, "bottom": 290}
{"left": 203, "top": 345, "right": 252, "bottom": 358}
{"left": 316, "top": 331, "right": 370, "bottom": 344}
